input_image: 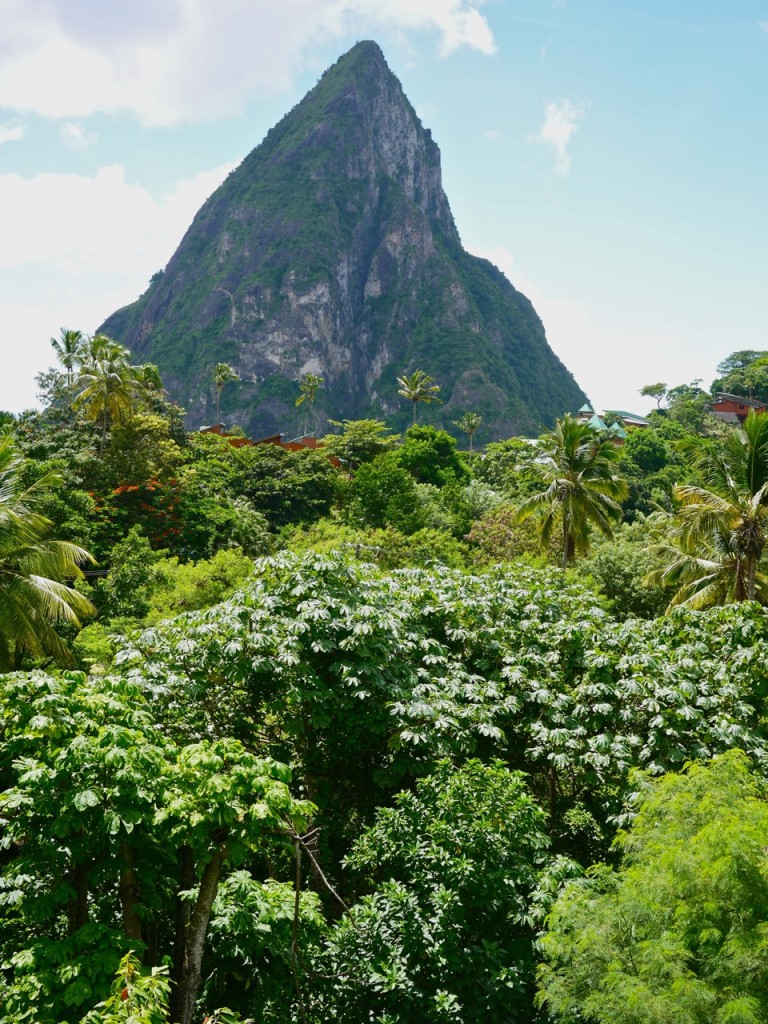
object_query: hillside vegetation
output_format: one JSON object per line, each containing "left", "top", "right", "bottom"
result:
{"left": 2, "top": 343, "right": 768, "bottom": 1022}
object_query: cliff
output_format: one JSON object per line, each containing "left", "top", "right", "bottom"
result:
{"left": 101, "top": 40, "right": 587, "bottom": 439}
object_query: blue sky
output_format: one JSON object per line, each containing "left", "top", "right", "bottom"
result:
{"left": 1, "top": 0, "right": 767, "bottom": 422}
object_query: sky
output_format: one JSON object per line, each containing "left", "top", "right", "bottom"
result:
{"left": 1, "top": 0, "right": 767, "bottom": 419}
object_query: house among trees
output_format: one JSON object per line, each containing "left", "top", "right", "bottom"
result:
{"left": 198, "top": 424, "right": 324, "bottom": 452}
{"left": 576, "top": 403, "right": 649, "bottom": 441}
{"left": 604, "top": 409, "right": 650, "bottom": 429}
{"left": 709, "top": 393, "right": 767, "bottom": 424}
{"left": 198, "top": 424, "right": 339, "bottom": 463}
{"left": 198, "top": 423, "right": 256, "bottom": 448}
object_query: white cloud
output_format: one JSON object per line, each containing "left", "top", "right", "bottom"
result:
{"left": 483, "top": 128, "right": 501, "bottom": 141}
{"left": 0, "top": 122, "right": 24, "bottom": 145}
{"left": 351, "top": 0, "right": 496, "bottom": 56}
{"left": 59, "top": 120, "right": 97, "bottom": 149}
{"left": 0, "top": 162, "right": 234, "bottom": 272}
{"left": 532, "top": 99, "right": 587, "bottom": 175}
{"left": 0, "top": 160, "right": 234, "bottom": 412}
{"left": 0, "top": 0, "right": 496, "bottom": 127}
{"left": 760, "top": 20, "right": 768, "bottom": 32}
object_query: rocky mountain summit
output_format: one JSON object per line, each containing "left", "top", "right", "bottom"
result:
{"left": 101, "top": 40, "right": 587, "bottom": 439}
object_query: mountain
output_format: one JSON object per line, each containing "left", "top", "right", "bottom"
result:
{"left": 100, "top": 40, "right": 587, "bottom": 440}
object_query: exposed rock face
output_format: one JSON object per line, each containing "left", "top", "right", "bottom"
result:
{"left": 101, "top": 40, "right": 587, "bottom": 439}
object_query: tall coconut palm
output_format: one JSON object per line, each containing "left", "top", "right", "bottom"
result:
{"left": 74, "top": 336, "right": 137, "bottom": 447}
{"left": 295, "top": 372, "right": 323, "bottom": 433}
{"left": 397, "top": 370, "right": 441, "bottom": 424}
{"left": 212, "top": 362, "right": 240, "bottom": 425}
{"left": 77, "top": 331, "right": 114, "bottom": 365}
{"left": 666, "top": 411, "right": 768, "bottom": 602}
{"left": 515, "top": 414, "right": 628, "bottom": 570}
{"left": 50, "top": 328, "right": 83, "bottom": 386}
{"left": 0, "top": 434, "right": 95, "bottom": 670}
{"left": 454, "top": 411, "right": 482, "bottom": 455}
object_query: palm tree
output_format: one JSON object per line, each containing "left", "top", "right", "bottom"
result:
{"left": 0, "top": 434, "right": 95, "bottom": 670}
{"left": 74, "top": 336, "right": 137, "bottom": 447}
{"left": 295, "top": 372, "right": 323, "bottom": 434}
{"left": 77, "top": 331, "right": 113, "bottom": 365}
{"left": 515, "top": 414, "right": 628, "bottom": 570}
{"left": 648, "top": 528, "right": 768, "bottom": 611}
{"left": 212, "top": 362, "right": 240, "bottom": 425}
{"left": 664, "top": 411, "right": 768, "bottom": 603}
{"left": 50, "top": 328, "right": 83, "bottom": 386}
{"left": 135, "top": 362, "right": 164, "bottom": 393}
{"left": 397, "top": 370, "right": 441, "bottom": 424}
{"left": 454, "top": 412, "right": 482, "bottom": 455}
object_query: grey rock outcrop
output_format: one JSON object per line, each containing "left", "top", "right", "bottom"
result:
{"left": 101, "top": 40, "right": 587, "bottom": 439}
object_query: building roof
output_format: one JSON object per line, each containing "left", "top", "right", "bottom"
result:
{"left": 713, "top": 393, "right": 766, "bottom": 408}
{"left": 604, "top": 410, "right": 651, "bottom": 427}
{"left": 578, "top": 402, "right": 594, "bottom": 414}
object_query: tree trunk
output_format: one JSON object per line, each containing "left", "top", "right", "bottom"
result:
{"left": 66, "top": 861, "right": 89, "bottom": 935}
{"left": 171, "top": 847, "right": 196, "bottom": 993}
{"left": 747, "top": 555, "right": 757, "bottom": 601}
{"left": 562, "top": 517, "right": 570, "bottom": 572}
{"left": 169, "top": 847, "right": 225, "bottom": 1024}
{"left": 118, "top": 842, "right": 143, "bottom": 945}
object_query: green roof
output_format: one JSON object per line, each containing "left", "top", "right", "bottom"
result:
{"left": 588, "top": 414, "right": 608, "bottom": 431}
{"left": 605, "top": 409, "right": 650, "bottom": 424}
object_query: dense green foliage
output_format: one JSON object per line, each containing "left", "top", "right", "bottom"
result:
{"left": 7, "top": 344, "right": 768, "bottom": 1022}
{"left": 314, "top": 760, "right": 554, "bottom": 1022}
{"left": 0, "top": 669, "right": 309, "bottom": 1024}
{"left": 539, "top": 751, "right": 768, "bottom": 1024}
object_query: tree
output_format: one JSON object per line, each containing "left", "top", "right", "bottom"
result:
{"left": 346, "top": 453, "right": 424, "bottom": 533}
{"left": 134, "top": 362, "right": 164, "bottom": 394}
{"left": 74, "top": 337, "right": 137, "bottom": 447}
{"left": 515, "top": 414, "right": 628, "bottom": 569}
{"left": 472, "top": 438, "right": 540, "bottom": 494}
{"left": 579, "top": 517, "right": 676, "bottom": 618}
{"left": 212, "top": 362, "right": 240, "bottom": 425}
{"left": 0, "top": 669, "right": 310, "bottom": 1024}
{"left": 295, "top": 372, "right": 323, "bottom": 433}
{"left": 716, "top": 349, "right": 768, "bottom": 376}
{"left": 664, "top": 411, "right": 768, "bottom": 602}
{"left": 712, "top": 353, "right": 768, "bottom": 405}
{"left": 538, "top": 751, "right": 768, "bottom": 1024}
{"left": 397, "top": 424, "right": 470, "bottom": 488}
{"left": 316, "top": 760, "right": 555, "bottom": 1023}
{"left": 80, "top": 952, "right": 172, "bottom": 1024}
{"left": 322, "top": 419, "right": 400, "bottom": 472}
{"left": 648, "top": 527, "right": 768, "bottom": 610}
{"left": 397, "top": 370, "right": 441, "bottom": 424}
{"left": 49, "top": 328, "right": 83, "bottom": 386}
{"left": 236, "top": 443, "right": 337, "bottom": 529}
{"left": 639, "top": 382, "right": 667, "bottom": 409}
{"left": 453, "top": 411, "right": 482, "bottom": 454}
{"left": 0, "top": 434, "right": 94, "bottom": 669}
{"left": 665, "top": 380, "right": 713, "bottom": 434}
{"left": 95, "top": 525, "right": 163, "bottom": 620}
